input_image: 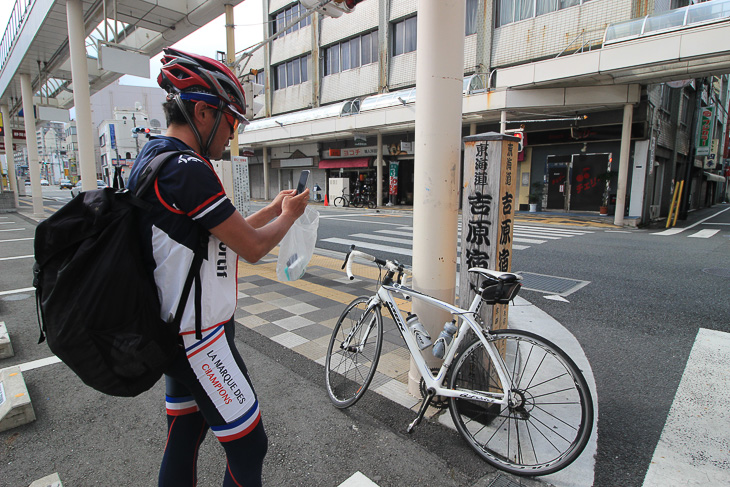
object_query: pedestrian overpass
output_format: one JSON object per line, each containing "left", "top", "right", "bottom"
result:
{"left": 0, "top": 0, "right": 244, "bottom": 217}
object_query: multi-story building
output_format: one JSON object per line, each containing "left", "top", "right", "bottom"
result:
{"left": 237, "top": 0, "right": 729, "bottom": 225}
{"left": 36, "top": 121, "right": 67, "bottom": 184}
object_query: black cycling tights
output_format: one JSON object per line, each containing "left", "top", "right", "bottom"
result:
{"left": 159, "top": 410, "right": 268, "bottom": 487}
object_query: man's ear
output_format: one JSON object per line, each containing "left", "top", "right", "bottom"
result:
{"left": 192, "top": 100, "right": 209, "bottom": 124}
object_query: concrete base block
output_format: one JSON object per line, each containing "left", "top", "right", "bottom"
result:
{"left": 0, "top": 366, "right": 35, "bottom": 432}
{"left": 29, "top": 473, "right": 63, "bottom": 487}
{"left": 0, "top": 321, "right": 15, "bottom": 359}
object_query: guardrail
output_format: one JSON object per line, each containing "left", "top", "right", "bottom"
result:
{"left": 0, "top": 0, "right": 36, "bottom": 72}
{"left": 604, "top": 0, "right": 730, "bottom": 45}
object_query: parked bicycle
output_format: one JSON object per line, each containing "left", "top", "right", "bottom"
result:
{"left": 325, "top": 245, "right": 594, "bottom": 476}
{"left": 332, "top": 188, "right": 376, "bottom": 209}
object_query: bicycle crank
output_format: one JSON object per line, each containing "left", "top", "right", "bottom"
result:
{"left": 419, "top": 369, "right": 449, "bottom": 409}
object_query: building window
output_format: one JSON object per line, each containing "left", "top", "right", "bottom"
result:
{"left": 393, "top": 17, "right": 417, "bottom": 56}
{"left": 323, "top": 31, "right": 378, "bottom": 76}
{"left": 466, "top": 0, "right": 479, "bottom": 35}
{"left": 271, "top": 2, "right": 311, "bottom": 38}
{"left": 99, "top": 134, "right": 106, "bottom": 147}
{"left": 680, "top": 92, "right": 691, "bottom": 127}
{"left": 274, "top": 54, "right": 311, "bottom": 90}
{"left": 660, "top": 84, "right": 672, "bottom": 112}
{"left": 497, "top": 0, "right": 593, "bottom": 27}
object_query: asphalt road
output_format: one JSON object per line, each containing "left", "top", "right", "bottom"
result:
{"left": 4, "top": 192, "right": 729, "bottom": 486}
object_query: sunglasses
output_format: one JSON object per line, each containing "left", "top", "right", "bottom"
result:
{"left": 204, "top": 103, "right": 240, "bottom": 132}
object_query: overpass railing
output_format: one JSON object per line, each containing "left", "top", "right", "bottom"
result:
{"left": 604, "top": 0, "right": 730, "bottom": 45}
{"left": 0, "top": 0, "right": 36, "bottom": 71}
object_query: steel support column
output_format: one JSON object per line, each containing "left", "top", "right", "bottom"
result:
{"left": 67, "top": 0, "right": 97, "bottom": 191}
{"left": 1, "top": 104, "right": 18, "bottom": 207}
{"left": 20, "top": 75, "right": 43, "bottom": 216}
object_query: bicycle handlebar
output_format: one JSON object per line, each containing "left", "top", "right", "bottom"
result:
{"left": 342, "top": 244, "right": 402, "bottom": 281}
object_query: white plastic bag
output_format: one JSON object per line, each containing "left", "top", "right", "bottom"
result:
{"left": 276, "top": 206, "right": 320, "bottom": 281}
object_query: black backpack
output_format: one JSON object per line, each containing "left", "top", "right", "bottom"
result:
{"left": 33, "top": 151, "right": 208, "bottom": 397}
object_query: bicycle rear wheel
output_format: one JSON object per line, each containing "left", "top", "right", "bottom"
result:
{"left": 351, "top": 195, "right": 364, "bottom": 208}
{"left": 325, "top": 297, "right": 383, "bottom": 408}
{"left": 449, "top": 329, "right": 593, "bottom": 476}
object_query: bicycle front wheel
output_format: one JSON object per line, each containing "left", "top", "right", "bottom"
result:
{"left": 333, "top": 197, "right": 346, "bottom": 207}
{"left": 325, "top": 297, "right": 383, "bottom": 408}
{"left": 351, "top": 196, "right": 364, "bottom": 208}
{"left": 449, "top": 329, "right": 593, "bottom": 476}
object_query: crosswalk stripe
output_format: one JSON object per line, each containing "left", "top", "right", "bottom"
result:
{"left": 687, "top": 229, "right": 720, "bottom": 238}
{"left": 375, "top": 229, "right": 413, "bottom": 237}
{"left": 516, "top": 225, "right": 594, "bottom": 235}
{"left": 652, "top": 228, "right": 685, "bottom": 235}
{"left": 323, "top": 238, "right": 413, "bottom": 256}
{"left": 351, "top": 233, "right": 411, "bottom": 245}
{"left": 513, "top": 237, "right": 548, "bottom": 244}
{"left": 0, "top": 228, "right": 25, "bottom": 232}
{"left": 642, "top": 328, "right": 730, "bottom": 486}
{"left": 0, "top": 238, "right": 34, "bottom": 243}
{"left": 513, "top": 231, "right": 563, "bottom": 240}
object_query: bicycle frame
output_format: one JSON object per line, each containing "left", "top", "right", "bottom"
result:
{"left": 365, "top": 281, "right": 513, "bottom": 406}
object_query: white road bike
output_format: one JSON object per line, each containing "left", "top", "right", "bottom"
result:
{"left": 325, "top": 246, "right": 594, "bottom": 476}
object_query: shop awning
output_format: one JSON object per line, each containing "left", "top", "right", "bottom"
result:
{"left": 319, "top": 157, "right": 371, "bottom": 169}
{"left": 704, "top": 171, "right": 726, "bottom": 183}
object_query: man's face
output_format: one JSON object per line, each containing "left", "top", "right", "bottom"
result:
{"left": 204, "top": 106, "right": 236, "bottom": 160}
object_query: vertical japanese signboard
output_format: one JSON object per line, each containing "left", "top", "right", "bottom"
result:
{"left": 696, "top": 106, "right": 715, "bottom": 156}
{"left": 232, "top": 155, "right": 250, "bottom": 217}
{"left": 459, "top": 133, "right": 519, "bottom": 331}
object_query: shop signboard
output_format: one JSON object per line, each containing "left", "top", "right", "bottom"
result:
{"left": 705, "top": 139, "right": 719, "bottom": 170}
{"left": 695, "top": 106, "right": 715, "bottom": 156}
{"left": 388, "top": 161, "right": 399, "bottom": 197}
{"left": 459, "top": 133, "right": 518, "bottom": 333}
{"left": 324, "top": 146, "right": 385, "bottom": 158}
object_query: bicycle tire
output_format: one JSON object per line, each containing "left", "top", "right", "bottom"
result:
{"left": 448, "top": 329, "right": 594, "bottom": 476}
{"left": 333, "top": 197, "right": 346, "bottom": 207}
{"left": 325, "top": 297, "right": 383, "bottom": 408}
{"left": 367, "top": 200, "right": 376, "bottom": 209}
{"left": 351, "top": 196, "right": 364, "bottom": 208}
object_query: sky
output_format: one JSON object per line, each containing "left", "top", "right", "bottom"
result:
{"left": 0, "top": 1, "right": 265, "bottom": 88}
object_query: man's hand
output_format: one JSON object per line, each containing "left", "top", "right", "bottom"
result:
{"left": 269, "top": 189, "right": 296, "bottom": 216}
{"left": 281, "top": 188, "right": 309, "bottom": 222}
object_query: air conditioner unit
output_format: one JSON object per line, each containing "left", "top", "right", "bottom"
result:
{"left": 649, "top": 205, "right": 660, "bottom": 220}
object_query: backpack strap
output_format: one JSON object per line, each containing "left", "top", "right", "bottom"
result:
{"left": 134, "top": 150, "right": 197, "bottom": 198}
{"left": 135, "top": 150, "right": 211, "bottom": 340}
{"left": 170, "top": 231, "right": 209, "bottom": 340}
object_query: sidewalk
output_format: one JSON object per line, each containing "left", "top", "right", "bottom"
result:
{"left": 12, "top": 196, "right": 597, "bottom": 486}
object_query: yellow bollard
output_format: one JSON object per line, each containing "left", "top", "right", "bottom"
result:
{"left": 672, "top": 180, "right": 684, "bottom": 227}
{"left": 666, "top": 182, "right": 680, "bottom": 228}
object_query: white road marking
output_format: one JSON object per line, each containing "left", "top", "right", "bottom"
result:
{"left": 323, "top": 238, "right": 413, "bottom": 256}
{"left": 0, "top": 255, "right": 34, "bottom": 261}
{"left": 351, "top": 233, "right": 412, "bottom": 245}
{"left": 652, "top": 228, "right": 685, "bottom": 236}
{"left": 17, "top": 355, "right": 63, "bottom": 372}
{"left": 0, "top": 287, "right": 35, "bottom": 296}
{"left": 0, "top": 238, "right": 34, "bottom": 243}
{"left": 642, "top": 328, "right": 730, "bottom": 486}
{"left": 543, "top": 295, "right": 570, "bottom": 302}
{"left": 337, "top": 471, "right": 380, "bottom": 487}
{"left": 687, "top": 229, "right": 720, "bottom": 238}
{"left": 0, "top": 228, "right": 25, "bottom": 232}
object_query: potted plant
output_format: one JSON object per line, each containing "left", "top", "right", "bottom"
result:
{"left": 596, "top": 171, "right": 616, "bottom": 216}
{"left": 528, "top": 183, "right": 543, "bottom": 212}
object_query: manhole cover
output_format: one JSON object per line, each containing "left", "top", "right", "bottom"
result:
{"left": 702, "top": 268, "right": 730, "bottom": 278}
{"left": 516, "top": 271, "right": 590, "bottom": 296}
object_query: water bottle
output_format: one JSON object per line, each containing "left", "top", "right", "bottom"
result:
{"left": 407, "top": 314, "right": 432, "bottom": 350}
{"left": 432, "top": 320, "right": 458, "bottom": 359}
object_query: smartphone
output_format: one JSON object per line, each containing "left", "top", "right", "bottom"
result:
{"left": 296, "top": 170, "right": 310, "bottom": 195}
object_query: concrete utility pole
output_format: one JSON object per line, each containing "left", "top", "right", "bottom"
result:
{"left": 67, "top": 0, "right": 97, "bottom": 191}
{"left": 409, "top": 0, "right": 466, "bottom": 393}
{"left": 614, "top": 103, "right": 633, "bottom": 226}
{"left": 224, "top": 3, "right": 238, "bottom": 199}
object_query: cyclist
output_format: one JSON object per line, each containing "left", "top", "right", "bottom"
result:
{"left": 127, "top": 47, "right": 309, "bottom": 486}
